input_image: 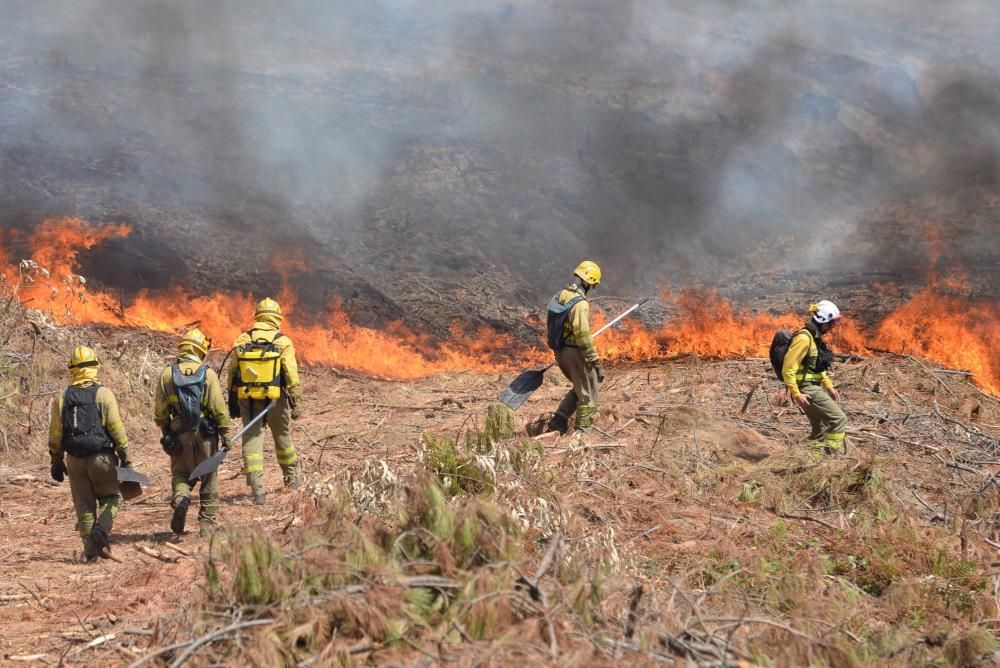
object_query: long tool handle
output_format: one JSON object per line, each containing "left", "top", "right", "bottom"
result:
{"left": 229, "top": 403, "right": 273, "bottom": 444}
{"left": 592, "top": 298, "right": 649, "bottom": 338}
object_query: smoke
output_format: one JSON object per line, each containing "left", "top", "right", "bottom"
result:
{"left": 1, "top": 0, "right": 999, "bottom": 310}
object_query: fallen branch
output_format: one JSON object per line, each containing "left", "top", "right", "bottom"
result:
{"left": 850, "top": 429, "right": 940, "bottom": 453}
{"left": 163, "top": 542, "right": 193, "bottom": 558}
{"left": 739, "top": 382, "right": 760, "bottom": 415}
{"left": 70, "top": 633, "right": 116, "bottom": 655}
{"left": 625, "top": 583, "right": 647, "bottom": 640}
{"left": 911, "top": 490, "right": 946, "bottom": 522}
{"left": 134, "top": 544, "right": 179, "bottom": 564}
{"left": 707, "top": 616, "right": 825, "bottom": 645}
{"left": 778, "top": 512, "right": 841, "bottom": 532}
{"left": 126, "top": 619, "right": 274, "bottom": 668}
{"left": 168, "top": 619, "right": 274, "bottom": 668}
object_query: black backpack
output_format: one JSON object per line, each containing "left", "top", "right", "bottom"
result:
{"left": 61, "top": 385, "right": 113, "bottom": 456}
{"left": 546, "top": 294, "right": 585, "bottom": 351}
{"left": 172, "top": 364, "right": 208, "bottom": 433}
{"left": 769, "top": 329, "right": 794, "bottom": 381}
{"left": 769, "top": 328, "right": 834, "bottom": 381}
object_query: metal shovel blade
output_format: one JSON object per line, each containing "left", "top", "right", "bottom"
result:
{"left": 188, "top": 447, "right": 228, "bottom": 482}
{"left": 189, "top": 403, "right": 273, "bottom": 482}
{"left": 116, "top": 466, "right": 150, "bottom": 485}
{"left": 497, "top": 367, "right": 549, "bottom": 410}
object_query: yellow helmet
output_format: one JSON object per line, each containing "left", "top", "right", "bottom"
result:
{"left": 255, "top": 297, "right": 283, "bottom": 320}
{"left": 178, "top": 328, "right": 211, "bottom": 358}
{"left": 573, "top": 260, "right": 602, "bottom": 288}
{"left": 68, "top": 345, "right": 100, "bottom": 369}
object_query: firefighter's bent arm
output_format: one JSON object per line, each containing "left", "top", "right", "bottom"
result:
{"left": 570, "top": 300, "right": 599, "bottom": 365}
{"left": 781, "top": 332, "right": 811, "bottom": 399}
{"left": 153, "top": 367, "right": 173, "bottom": 429}
{"left": 97, "top": 387, "right": 129, "bottom": 459}
{"left": 48, "top": 395, "right": 64, "bottom": 460}
{"left": 204, "top": 369, "right": 231, "bottom": 435}
{"left": 280, "top": 338, "right": 302, "bottom": 402}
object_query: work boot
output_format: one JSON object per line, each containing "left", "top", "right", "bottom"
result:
{"left": 81, "top": 539, "right": 100, "bottom": 564}
{"left": 90, "top": 526, "right": 112, "bottom": 559}
{"left": 545, "top": 414, "right": 569, "bottom": 435}
{"left": 283, "top": 473, "right": 300, "bottom": 490}
{"left": 252, "top": 490, "right": 266, "bottom": 506}
{"left": 171, "top": 496, "right": 191, "bottom": 534}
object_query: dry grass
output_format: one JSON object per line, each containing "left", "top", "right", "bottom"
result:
{"left": 2, "top": 304, "right": 1000, "bottom": 665}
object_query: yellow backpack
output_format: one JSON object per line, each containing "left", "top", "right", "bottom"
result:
{"left": 234, "top": 329, "right": 285, "bottom": 400}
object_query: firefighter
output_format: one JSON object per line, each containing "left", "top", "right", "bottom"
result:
{"left": 48, "top": 346, "right": 131, "bottom": 561}
{"left": 545, "top": 261, "right": 605, "bottom": 434}
{"left": 154, "top": 328, "right": 231, "bottom": 534}
{"left": 782, "top": 300, "right": 848, "bottom": 455}
{"left": 227, "top": 298, "right": 302, "bottom": 504}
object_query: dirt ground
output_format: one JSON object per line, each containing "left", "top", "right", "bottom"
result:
{"left": 2, "top": 334, "right": 1000, "bottom": 665}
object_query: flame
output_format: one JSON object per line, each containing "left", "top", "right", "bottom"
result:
{"left": 598, "top": 288, "right": 799, "bottom": 360}
{"left": 2, "top": 217, "right": 997, "bottom": 394}
{"left": 0, "top": 218, "right": 545, "bottom": 379}
{"left": 871, "top": 279, "right": 1000, "bottom": 395}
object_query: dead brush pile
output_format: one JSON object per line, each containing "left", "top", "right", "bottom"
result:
{"left": 168, "top": 478, "right": 552, "bottom": 665}
{"left": 152, "top": 390, "right": 1000, "bottom": 666}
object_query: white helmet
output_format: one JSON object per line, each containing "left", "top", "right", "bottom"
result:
{"left": 811, "top": 300, "right": 842, "bottom": 324}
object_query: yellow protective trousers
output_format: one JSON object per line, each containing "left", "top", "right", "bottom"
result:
{"left": 170, "top": 429, "right": 220, "bottom": 523}
{"left": 798, "top": 384, "right": 847, "bottom": 453}
{"left": 554, "top": 346, "right": 599, "bottom": 431}
{"left": 239, "top": 395, "right": 297, "bottom": 493}
{"left": 66, "top": 451, "right": 121, "bottom": 556}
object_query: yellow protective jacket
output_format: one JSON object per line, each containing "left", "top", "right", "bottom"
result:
{"left": 49, "top": 379, "right": 129, "bottom": 461}
{"left": 781, "top": 327, "right": 834, "bottom": 399}
{"left": 557, "top": 284, "right": 599, "bottom": 365}
{"left": 227, "top": 320, "right": 302, "bottom": 402}
{"left": 154, "top": 354, "right": 231, "bottom": 435}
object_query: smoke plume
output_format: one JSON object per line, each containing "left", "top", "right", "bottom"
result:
{"left": 1, "top": 0, "right": 998, "bottom": 312}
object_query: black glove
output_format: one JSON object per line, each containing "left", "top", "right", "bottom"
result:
{"left": 592, "top": 361, "right": 606, "bottom": 383}
{"left": 220, "top": 435, "right": 232, "bottom": 451}
{"left": 50, "top": 460, "right": 67, "bottom": 483}
{"left": 116, "top": 449, "right": 132, "bottom": 469}
{"left": 160, "top": 431, "right": 179, "bottom": 455}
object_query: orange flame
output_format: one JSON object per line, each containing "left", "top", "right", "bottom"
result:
{"left": 0, "top": 218, "right": 545, "bottom": 379}
{"left": 872, "top": 279, "right": 999, "bottom": 395}
{"left": 2, "top": 217, "right": 998, "bottom": 394}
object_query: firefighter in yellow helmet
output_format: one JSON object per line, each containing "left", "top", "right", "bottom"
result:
{"left": 782, "top": 300, "right": 848, "bottom": 455}
{"left": 227, "top": 298, "right": 302, "bottom": 504}
{"left": 48, "top": 346, "right": 131, "bottom": 561}
{"left": 153, "top": 329, "right": 231, "bottom": 534}
{"left": 545, "top": 261, "right": 605, "bottom": 434}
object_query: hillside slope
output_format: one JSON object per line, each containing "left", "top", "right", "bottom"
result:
{"left": 1, "top": 306, "right": 999, "bottom": 666}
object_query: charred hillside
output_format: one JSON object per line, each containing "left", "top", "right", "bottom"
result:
{"left": 2, "top": 0, "right": 999, "bottom": 333}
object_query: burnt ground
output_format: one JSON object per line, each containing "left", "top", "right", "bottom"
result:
{"left": 2, "top": 308, "right": 1000, "bottom": 666}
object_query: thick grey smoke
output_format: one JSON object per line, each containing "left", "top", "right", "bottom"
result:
{"left": 1, "top": 0, "right": 998, "bottom": 314}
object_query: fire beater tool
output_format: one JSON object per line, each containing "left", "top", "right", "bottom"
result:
{"left": 188, "top": 403, "right": 273, "bottom": 481}
{"left": 116, "top": 466, "right": 150, "bottom": 501}
{"left": 498, "top": 298, "right": 649, "bottom": 410}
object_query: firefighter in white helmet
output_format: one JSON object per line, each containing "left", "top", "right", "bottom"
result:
{"left": 781, "top": 300, "right": 847, "bottom": 455}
